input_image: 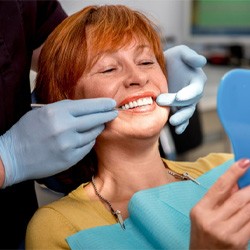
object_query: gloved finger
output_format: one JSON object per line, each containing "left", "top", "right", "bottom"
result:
{"left": 54, "top": 125, "right": 104, "bottom": 167}
{"left": 58, "top": 125, "right": 104, "bottom": 149}
{"left": 78, "top": 125, "right": 105, "bottom": 148}
{"left": 175, "top": 72, "right": 207, "bottom": 102}
{"left": 75, "top": 110, "right": 118, "bottom": 132}
{"left": 169, "top": 105, "right": 196, "bottom": 126}
{"left": 156, "top": 93, "right": 176, "bottom": 106}
{"left": 64, "top": 140, "right": 96, "bottom": 168}
{"left": 157, "top": 93, "right": 199, "bottom": 107}
{"left": 181, "top": 46, "right": 207, "bottom": 68}
{"left": 50, "top": 98, "right": 117, "bottom": 116}
{"left": 74, "top": 140, "right": 96, "bottom": 161}
{"left": 70, "top": 126, "right": 107, "bottom": 164}
{"left": 174, "top": 121, "right": 189, "bottom": 135}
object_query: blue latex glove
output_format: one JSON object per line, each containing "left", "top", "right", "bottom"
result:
{"left": 0, "top": 99, "right": 118, "bottom": 188}
{"left": 156, "top": 45, "right": 207, "bottom": 134}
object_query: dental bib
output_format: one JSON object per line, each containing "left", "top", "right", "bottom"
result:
{"left": 66, "top": 159, "right": 249, "bottom": 250}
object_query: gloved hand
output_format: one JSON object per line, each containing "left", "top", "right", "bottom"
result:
{"left": 156, "top": 45, "right": 207, "bottom": 134}
{"left": 0, "top": 98, "right": 118, "bottom": 188}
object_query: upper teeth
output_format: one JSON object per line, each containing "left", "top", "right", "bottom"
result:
{"left": 120, "top": 97, "right": 153, "bottom": 110}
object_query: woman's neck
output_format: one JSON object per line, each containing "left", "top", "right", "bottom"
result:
{"left": 85, "top": 137, "right": 176, "bottom": 219}
{"left": 94, "top": 138, "right": 172, "bottom": 197}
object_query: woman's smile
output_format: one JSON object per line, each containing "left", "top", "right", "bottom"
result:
{"left": 118, "top": 92, "right": 157, "bottom": 113}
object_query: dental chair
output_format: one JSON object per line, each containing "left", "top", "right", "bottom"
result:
{"left": 159, "top": 108, "right": 203, "bottom": 161}
{"left": 217, "top": 69, "right": 250, "bottom": 188}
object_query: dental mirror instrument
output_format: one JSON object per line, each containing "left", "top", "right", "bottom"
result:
{"left": 217, "top": 69, "right": 250, "bottom": 189}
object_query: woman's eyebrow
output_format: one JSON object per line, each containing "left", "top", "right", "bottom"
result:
{"left": 134, "top": 44, "right": 152, "bottom": 56}
{"left": 136, "top": 44, "right": 150, "bottom": 51}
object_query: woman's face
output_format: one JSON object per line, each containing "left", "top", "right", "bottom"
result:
{"left": 74, "top": 36, "right": 169, "bottom": 141}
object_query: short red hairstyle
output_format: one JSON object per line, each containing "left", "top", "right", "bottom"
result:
{"left": 36, "top": 5, "right": 166, "bottom": 103}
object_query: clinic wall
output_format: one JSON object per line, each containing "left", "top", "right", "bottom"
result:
{"left": 59, "top": 0, "right": 184, "bottom": 45}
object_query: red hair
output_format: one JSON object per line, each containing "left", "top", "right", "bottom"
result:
{"left": 36, "top": 5, "right": 167, "bottom": 193}
{"left": 36, "top": 5, "right": 166, "bottom": 103}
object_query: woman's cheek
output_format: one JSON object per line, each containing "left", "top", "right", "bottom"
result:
{"left": 160, "top": 79, "right": 168, "bottom": 93}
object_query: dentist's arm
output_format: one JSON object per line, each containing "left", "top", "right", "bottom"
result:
{"left": 0, "top": 98, "right": 118, "bottom": 188}
{"left": 157, "top": 45, "right": 207, "bottom": 134}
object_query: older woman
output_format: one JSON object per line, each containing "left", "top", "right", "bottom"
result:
{"left": 26, "top": 5, "right": 250, "bottom": 249}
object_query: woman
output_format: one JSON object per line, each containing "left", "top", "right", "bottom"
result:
{"left": 26, "top": 5, "right": 250, "bottom": 249}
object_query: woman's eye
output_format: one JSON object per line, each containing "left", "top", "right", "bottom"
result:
{"left": 140, "top": 60, "right": 154, "bottom": 66}
{"left": 101, "top": 68, "right": 116, "bottom": 73}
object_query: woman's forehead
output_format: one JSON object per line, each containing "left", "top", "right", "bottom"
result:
{"left": 85, "top": 35, "right": 152, "bottom": 66}
{"left": 87, "top": 29, "right": 151, "bottom": 55}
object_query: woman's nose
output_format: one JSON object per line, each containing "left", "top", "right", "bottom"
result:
{"left": 123, "top": 65, "right": 149, "bottom": 88}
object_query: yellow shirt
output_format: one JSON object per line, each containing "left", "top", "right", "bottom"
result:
{"left": 26, "top": 153, "right": 233, "bottom": 249}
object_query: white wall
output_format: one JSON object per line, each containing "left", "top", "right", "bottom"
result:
{"left": 59, "top": 0, "right": 184, "bottom": 44}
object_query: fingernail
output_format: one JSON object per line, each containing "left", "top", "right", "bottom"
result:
{"left": 238, "top": 158, "right": 250, "bottom": 169}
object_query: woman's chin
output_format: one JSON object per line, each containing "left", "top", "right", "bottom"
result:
{"left": 103, "top": 106, "right": 169, "bottom": 141}
{"left": 104, "top": 118, "right": 166, "bottom": 141}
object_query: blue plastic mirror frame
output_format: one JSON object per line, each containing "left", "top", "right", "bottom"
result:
{"left": 217, "top": 69, "right": 250, "bottom": 188}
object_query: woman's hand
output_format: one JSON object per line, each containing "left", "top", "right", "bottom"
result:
{"left": 190, "top": 159, "right": 250, "bottom": 249}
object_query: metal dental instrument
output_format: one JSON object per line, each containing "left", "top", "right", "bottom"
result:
{"left": 30, "top": 103, "right": 46, "bottom": 108}
{"left": 31, "top": 103, "right": 122, "bottom": 110}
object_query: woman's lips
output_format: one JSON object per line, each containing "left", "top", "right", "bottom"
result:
{"left": 119, "top": 91, "right": 157, "bottom": 107}
{"left": 116, "top": 91, "right": 159, "bottom": 113}
{"left": 118, "top": 97, "right": 158, "bottom": 113}
{"left": 122, "top": 101, "right": 157, "bottom": 113}
{"left": 119, "top": 96, "right": 153, "bottom": 110}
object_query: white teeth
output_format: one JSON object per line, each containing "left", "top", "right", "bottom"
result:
{"left": 125, "top": 104, "right": 130, "bottom": 109}
{"left": 129, "top": 102, "right": 134, "bottom": 108}
{"left": 120, "top": 97, "right": 153, "bottom": 110}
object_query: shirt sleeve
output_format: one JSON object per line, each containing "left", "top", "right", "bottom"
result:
{"left": 33, "top": 0, "right": 67, "bottom": 49}
{"left": 25, "top": 206, "right": 76, "bottom": 249}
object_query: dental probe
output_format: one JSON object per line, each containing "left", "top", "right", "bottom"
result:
{"left": 30, "top": 103, "right": 46, "bottom": 108}
{"left": 30, "top": 103, "right": 122, "bottom": 110}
